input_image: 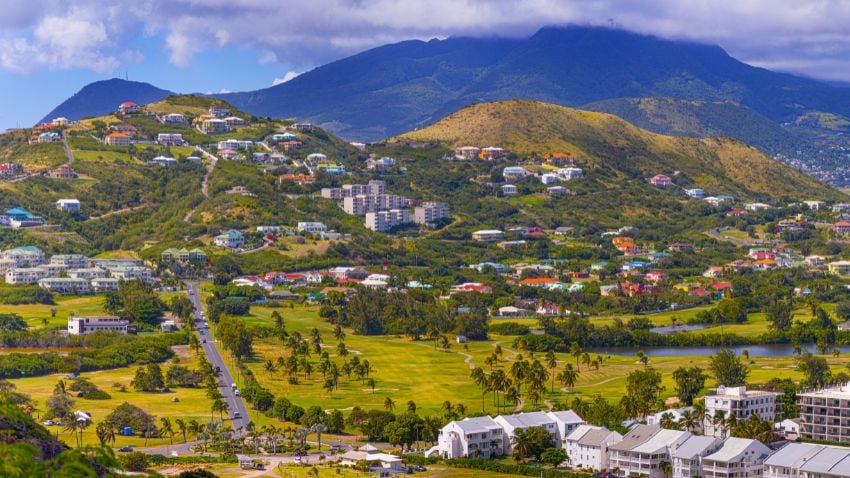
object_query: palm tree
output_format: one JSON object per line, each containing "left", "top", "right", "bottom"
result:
{"left": 63, "top": 418, "right": 82, "bottom": 448}
{"left": 693, "top": 399, "right": 706, "bottom": 426}
{"left": 570, "top": 342, "right": 582, "bottom": 367}
{"left": 95, "top": 422, "right": 115, "bottom": 447}
{"left": 367, "top": 378, "right": 376, "bottom": 393}
{"left": 712, "top": 410, "right": 727, "bottom": 438}
{"left": 187, "top": 419, "right": 201, "bottom": 440}
{"left": 679, "top": 409, "right": 697, "bottom": 433}
{"left": 659, "top": 412, "right": 681, "bottom": 430}
{"left": 264, "top": 359, "right": 276, "bottom": 375}
{"left": 311, "top": 423, "right": 328, "bottom": 451}
{"left": 558, "top": 364, "right": 578, "bottom": 392}
{"left": 471, "top": 366, "right": 488, "bottom": 412}
{"left": 175, "top": 418, "right": 187, "bottom": 443}
{"left": 212, "top": 398, "right": 229, "bottom": 420}
{"left": 333, "top": 324, "right": 345, "bottom": 342}
{"left": 384, "top": 397, "right": 395, "bottom": 411}
{"left": 160, "top": 417, "right": 175, "bottom": 445}
{"left": 581, "top": 352, "right": 591, "bottom": 369}
{"left": 511, "top": 428, "right": 534, "bottom": 461}
{"left": 661, "top": 460, "right": 672, "bottom": 478}
{"left": 545, "top": 351, "right": 558, "bottom": 392}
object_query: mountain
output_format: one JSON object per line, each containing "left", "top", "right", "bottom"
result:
{"left": 39, "top": 79, "right": 172, "bottom": 124}
{"left": 213, "top": 26, "right": 850, "bottom": 141}
{"left": 583, "top": 97, "right": 798, "bottom": 152}
{"left": 391, "top": 99, "right": 842, "bottom": 201}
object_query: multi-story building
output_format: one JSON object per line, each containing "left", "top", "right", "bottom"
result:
{"left": 365, "top": 209, "right": 412, "bottom": 232}
{"left": 208, "top": 106, "right": 230, "bottom": 117}
{"left": 564, "top": 425, "right": 623, "bottom": 471}
{"left": 798, "top": 382, "right": 850, "bottom": 443}
{"left": 320, "top": 188, "right": 344, "bottom": 200}
{"left": 38, "top": 278, "right": 91, "bottom": 294}
{"left": 5, "top": 267, "right": 50, "bottom": 284}
{"left": 202, "top": 118, "right": 228, "bottom": 133}
{"left": 217, "top": 139, "right": 253, "bottom": 150}
{"left": 701, "top": 437, "right": 771, "bottom": 478}
{"left": 671, "top": 435, "right": 722, "bottom": 478}
{"left": 342, "top": 194, "right": 406, "bottom": 216}
{"left": 763, "top": 442, "right": 850, "bottom": 478}
{"left": 703, "top": 386, "right": 778, "bottom": 437}
{"left": 55, "top": 199, "right": 81, "bottom": 212}
{"left": 557, "top": 167, "right": 584, "bottom": 180}
{"left": 161, "top": 113, "right": 187, "bottom": 125}
{"left": 454, "top": 146, "right": 480, "bottom": 160}
{"left": 433, "top": 416, "right": 505, "bottom": 459}
{"left": 105, "top": 132, "right": 131, "bottom": 146}
{"left": 2, "top": 246, "right": 45, "bottom": 267}
{"left": 414, "top": 202, "right": 449, "bottom": 226}
{"left": 494, "top": 411, "right": 561, "bottom": 454}
{"left": 607, "top": 425, "right": 691, "bottom": 478}
{"left": 91, "top": 277, "right": 120, "bottom": 292}
{"left": 67, "top": 316, "right": 129, "bottom": 335}
{"left": 68, "top": 268, "right": 107, "bottom": 280}
{"left": 472, "top": 230, "right": 504, "bottom": 242}
{"left": 109, "top": 266, "right": 153, "bottom": 282}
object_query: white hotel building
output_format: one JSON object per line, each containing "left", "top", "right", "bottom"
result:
{"left": 703, "top": 386, "right": 779, "bottom": 437}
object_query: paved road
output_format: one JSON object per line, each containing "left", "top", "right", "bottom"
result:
{"left": 61, "top": 134, "right": 74, "bottom": 165}
{"left": 183, "top": 147, "right": 218, "bottom": 222}
{"left": 187, "top": 281, "right": 250, "bottom": 429}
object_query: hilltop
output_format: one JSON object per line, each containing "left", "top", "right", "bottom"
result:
{"left": 39, "top": 79, "right": 172, "bottom": 124}
{"left": 392, "top": 100, "right": 842, "bottom": 201}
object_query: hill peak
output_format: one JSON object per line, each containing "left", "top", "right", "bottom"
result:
{"left": 39, "top": 78, "right": 172, "bottom": 124}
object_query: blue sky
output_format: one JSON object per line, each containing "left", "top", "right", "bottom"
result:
{"left": 2, "top": 0, "right": 850, "bottom": 131}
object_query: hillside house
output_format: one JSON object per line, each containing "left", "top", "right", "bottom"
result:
{"left": 224, "top": 116, "right": 246, "bottom": 127}
{"left": 150, "top": 156, "right": 177, "bottom": 166}
{"left": 686, "top": 188, "right": 706, "bottom": 198}
{"left": 450, "top": 282, "right": 492, "bottom": 294}
{"left": 55, "top": 199, "right": 80, "bottom": 213}
{"left": 156, "top": 133, "right": 185, "bottom": 145}
{"left": 214, "top": 230, "right": 245, "bottom": 248}
{"left": 202, "top": 118, "right": 228, "bottom": 133}
{"left": 454, "top": 146, "right": 480, "bottom": 160}
{"left": 650, "top": 174, "right": 673, "bottom": 186}
{"left": 472, "top": 230, "right": 504, "bottom": 242}
{"left": 118, "top": 101, "right": 141, "bottom": 114}
{"left": 501, "top": 184, "right": 518, "bottom": 195}
{"left": 480, "top": 146, "right": 507, "bottom": 160}
{"left": 105, "top": 132, "right": 131, "bottom": 146}
{"left": 161, "top": 113, "right": 187, "bottom": 124}
{"left": 208, "top": 106, "right": 230, "bottom": 117}
{"left": 834, "top": 221, "right": 850, "bottom": 235}
{"left": 37, "top": 132, "right": 60, "bottom": 143}
{"left": 557, "top": 167, "right": 583, "bottom": 180}
{"left": 503, "top": 166, "right": 528, "bottom": 179}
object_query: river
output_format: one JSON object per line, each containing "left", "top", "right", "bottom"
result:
{"left": 589, "top": 344, "right": 850, "bottom": 357}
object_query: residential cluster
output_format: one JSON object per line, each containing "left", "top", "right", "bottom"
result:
{"left": 0, "top": 246, "right": 152, "bottom": 294}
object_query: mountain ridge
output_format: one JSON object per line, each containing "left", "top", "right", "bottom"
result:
{"left": 40, "top": 79, "right": 172, "bottom": 124}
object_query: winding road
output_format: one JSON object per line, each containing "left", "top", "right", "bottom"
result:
{"left": 183, "top": 147, "right": 219, "bottom": 222}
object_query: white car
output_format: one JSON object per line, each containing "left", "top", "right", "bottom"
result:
{"left": 234, "top": 389, "right": 240, "bottom": 396}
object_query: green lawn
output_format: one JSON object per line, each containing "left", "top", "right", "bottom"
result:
{"left": 235, "top": 305, "right": 846, "bottom": 417}
{"left": 9, "top": 346, "right": 212, "bottom": 449}
{"left": 4, "top": 295, "right": 107, "bottom": 329}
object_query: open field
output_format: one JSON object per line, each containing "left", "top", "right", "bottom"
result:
{"left": 9, "top": 346, "right": 213, "bottom": 449}
{"left": 3, "top": 295, "right": 106, "bottom": 329}
{"left": 238, "top": 305, "right": 849, "bottom": 416}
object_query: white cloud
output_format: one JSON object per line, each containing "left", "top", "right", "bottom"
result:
{"left": 5, "top": 0, "right": 850, "bottom": 81}
{"left": 272, "top": 71, "right": 301, "bottom": 85}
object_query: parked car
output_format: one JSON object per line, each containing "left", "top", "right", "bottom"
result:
{"left": 117, "top": 446, "right": 133, "bottom": 452}
{"left": 42, "top": 419, "right": 56, "bottom": 426}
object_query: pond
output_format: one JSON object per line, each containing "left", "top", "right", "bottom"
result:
{"left": 589, "top": 344, "right": 850, "bottom": 357}
{"left": 649, "top": 324, "right": 710, "bottom": 335}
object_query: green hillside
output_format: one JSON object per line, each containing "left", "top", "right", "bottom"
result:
{"left": 392, "top": 99, "right": 841, "bottom": 201}
{"left": 583, "top": 97, "right": 799, "bottom": 153}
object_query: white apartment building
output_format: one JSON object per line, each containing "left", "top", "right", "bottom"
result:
{"left": 217, "top": 139, "right": 253, "bottom": 150}
{"left": 671, "top": 435, "right": 722, "bottom": 478}
{"left": 5, "top": 267, "right": 50, "bottom": 285}
{"left": 38, "top": 278, "right": 91, "bottom": 294}
{"left": 67, "top": 316, "right": 129, "bottom": 335}
{"left": 321, "top": 188, "right": 344, "bottom": 200}
{"left": 161, "top": 113, "right": 187, "bottom": 124}
{"left": 548, "top": 410, "right": 585, "bottom": 444}
{"left": 91, "top": 278, "right": 119, "bottom": 292}
{"left": 798, "top": 382, "right": 850, "bottom": 443}
{"left": 343, "top": 194, "right": 406, "bottom": 216}
{"left": 764, "top": 442, "right": 850, "bottom": 478}
{"left": 565, "top": 425, "right": 623, "bottom": 471}
{"left": 495, "top": 411, "right": 560, "bottom": 454}
{"left": 2, "top": 246, "right": 45, "bottom": 267}
{"left": 49, "top": 254, "right": 89, "bottom": 269}
{"left": 109, "top": 266, "right": 153, "bottom": 282}
{"left": 432, "top": 416, "right": 505, "bottom": 459}
{"left": 608, "top": 425, "right": 691, "bottom": 478}
{"left": 68, "top": 268, "right": 107, "bottom": 280}
{"left": 701, "top": 437, "right": 771, "bottom": 478}
{"left": 297, "top": 222, "right": 327, "bottom": 233}
{"left": 703, "top": 386, "right": 778, "bottom": 437}
{"left": 414, "top": 202, "right": 449, "bottom": 226}
{"left": 365, "top": 209, "right": 412, "bottom": 232}
{"left": 156, "top": 133, "right": 185, "bottom": 145}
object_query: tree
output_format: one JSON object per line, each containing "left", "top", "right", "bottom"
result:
{"left": 659, "top": 412, "right": 681, "bottom": 430}
{"left": 159, "top": 417, "right": 175, "bottom": 445}
{"left": 384, "top": 397, "right": 395, "bottom": 411}
{"left": 672, "top": 367, "right": 707, "bottom": 405}
{"left": 512, "top": 426, "right": 555, "bottom": 461}
{"left": 558, "top": 364, "right": 578, "bottom": 392}
{"left": 175, "top": 418, "right": 187, "bottom": 443}
{"left": 217, "top": 315, "right": 253, "bottom": 360}
{"left": 766, "top": 300, "right": 793, "bottom": 331}
{"left": 131, "top": 363, "right": 165, "bottom": 392}
{"left": 540, "top": 447, "right": 568, "bottom": 467}
{"left": 710, "top": 350, "right": 748, "bottom": 387}
{"left": 95, "top": 422, "right": 116, "bottom": 447}
{"left": 546, "top": 351, "right": 558, "bottom": 392}
{"left": 626, "top": 368, "right": 663, "bottom": 418}
{"left": 310, "top": 423, "right": 328, "bottom": 451}
{"left": 570, "top": 342, "right": 582, "bottom": 367}
{"left": 796, "top": 352, "right": 831, "bottom": 388}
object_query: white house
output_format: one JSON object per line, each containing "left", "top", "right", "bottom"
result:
{"left": 297, "top": 222, "right": 327, "bottom": 233}
{"left": 541, "top": 173, "right": 559, "bottom": 185}
{"left": 339, "top": 444, "right": 402, "bottom": 471}
{"left": 495, "top": 411, "right": 560, "bottom": 454}
{"left": 431, "top": 416, "right": 505, "bottom": 459}
{"left": 557, "top": 167, "right": 584, "bottom": 180}
{"left": 214, "top": 230, "right": 245, "bottom": 248}
{"left": 503, "top": 166, "right": 528, "bottom": 179}
{"left": 38, "top": 277, "right": 90, "bottom": 294}
{"left": 775, "top": 418, "right": 801, "bottom": 438}
{"left": 564, "top": 425, "right": 622, "bottom": 471}
{"left": 701, "top": 437, "right": 771, "bottom": 478}
{"left": 67, "top": 316, "right": 129, "bottom": 335}
{"left": 763, "top": 442, "right": 850, "bottom": 478}
{"left": 55, "top": 199, "right": 80, "bottom": 213}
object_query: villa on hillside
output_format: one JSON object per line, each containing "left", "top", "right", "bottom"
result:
{"left": 650, "top": 174, "right": 673, "bottom": 186}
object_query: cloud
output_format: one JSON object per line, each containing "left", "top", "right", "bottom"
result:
{"left": 272, "top": 71, "right": 301, "bottom": 85}
{"left": 0, "top": 11, "right": 120, "bottom": 73}
{"left": 4, "top": 0, "right": 850, "bottom": 81}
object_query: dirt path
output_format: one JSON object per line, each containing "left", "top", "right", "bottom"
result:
{"left": 86, "top": 203, "right": 153, "bottom": 221}
{"left": 184, "top": 147, "right": 218, "bottom": 222}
